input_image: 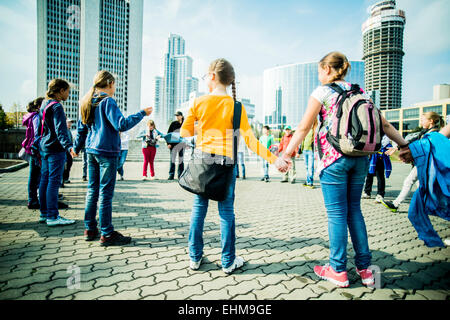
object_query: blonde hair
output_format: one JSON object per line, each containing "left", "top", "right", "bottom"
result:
{"left": 209, "top": 58, "right": 236, "bottom": 101}
{"left": 319, "top": 51, "right": 351, "bottom": 82}
{"left": 147, "top": 119, "right": 156, "bottom": 129}
{"left": 46, "top": 79, "right": 70, "bottom": 100}
{"left": 80, "top": 70, "right": 115, "bottom": 125}
{"left": 423, "top": 111, "right": 444, "bottom": 129}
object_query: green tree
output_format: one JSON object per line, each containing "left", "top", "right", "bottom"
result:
{"left": 0, "top": 104, "right": 13, "bottom": 130}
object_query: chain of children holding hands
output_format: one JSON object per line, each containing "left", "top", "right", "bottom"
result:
{"left": 24, "top": 51, "right": 449, "bottom": 288}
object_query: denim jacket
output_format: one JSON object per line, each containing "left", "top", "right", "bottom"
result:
{"left": 408, "top": 132, "right": 450, "bottom": 247}
{"left": 74, "top": 93, "right": 146, "bottom": 157}
{"left": 39, "top": 99, "right": 73, "bottom": 156}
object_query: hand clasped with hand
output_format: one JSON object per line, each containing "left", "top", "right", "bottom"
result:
{"left": 275, "top": 155, "right": 292, "bottom": 173}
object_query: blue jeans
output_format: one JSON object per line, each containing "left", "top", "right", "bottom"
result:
{"left": 85, "top": 153, "right": 117, "bottom": 236}
{"left": 82, "top": 149, "right": 88, "bottom": 178}
{"left": 39, "top": 152, "right": 66, "bottom": 219}
{"left": 303, "top": 150, "right": 314, "bottom": 185}
{"left": 28, "top": 155, "right": 41, "bottom": 205}
{"left": 236, "top": 152, "right": 245, "bottom": 177}
{"left": 319, "top": 156, "right": 371, "bottom": 272}
{"left": 117, "top": 150, "right": 128, "bottom": 177}
{"left": 262, "top": 160, "right": 269, "bottom": 178}
{"left": 189, "top": 166, "right": 237, "bottom": 268}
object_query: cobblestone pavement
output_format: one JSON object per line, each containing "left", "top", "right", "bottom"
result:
{"left": 0, "top": 157, "right": 449, "bottom": 300}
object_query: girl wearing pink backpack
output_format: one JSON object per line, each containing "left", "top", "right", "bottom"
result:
{"left": 275, "top": 51, "right": 410, "bottom": 288}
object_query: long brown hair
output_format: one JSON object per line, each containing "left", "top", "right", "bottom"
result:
{"left": 319, "top": 51, "right": 351, "bottom": 82}
{"left": 46, "top": 79, "right": 70, "bottom": 100}
{"left": 209, "top": 58, "right": 236, "bottom": 101}
{"left": 80, "top": 70, "right": 115, "bottom": 125}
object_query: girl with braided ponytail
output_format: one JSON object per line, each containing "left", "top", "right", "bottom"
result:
{"left": 180, "top": 58, "right": 289, "bottom": 274}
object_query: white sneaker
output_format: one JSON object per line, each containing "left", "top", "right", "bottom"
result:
{"left": 361, "top": 193, "right": 371, "bottom": 199}
{"left": 374, "top": 195, "right": 384, "bottom": 203}
{"left": 46, "top": 216, "right": 75, "bottom": 227}
{"left": 222, "top": 256, "right": 245, "bottom": 274}
{"left": 142, "top": 176, "right": 147, "bottom": 181}
{"left": 190, "top": 257, "right": 202, "bottom": 270}
{"left": 119, "top": 175, "right": 124, "bottom": 181}
{"left": 444, "top": 239, "right": 450, "bottom": 246}
{"left": 150, "top": 176, "right": 155, "bottom": 180}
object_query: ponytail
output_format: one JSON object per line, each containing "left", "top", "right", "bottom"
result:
{"left": 231, "top": 80, "right": 237, "bottom": 101}
{"left": 319, "top": 51, "right": 351, "bottom": 82}
{"left": 80, "top": 86, "right": 96, "bottom": 125}
{"left": 438, "top": 116, "right": 445, "bottom": 129}
{"left": 209, "top": 58, "right": 236, "bottom": 100}
{"left": 80, "top": 70, "right": 115, "bottom": 125}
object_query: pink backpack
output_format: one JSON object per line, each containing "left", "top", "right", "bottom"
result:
{"left": 319, "top": 83, "right": 383, "bottom": 157}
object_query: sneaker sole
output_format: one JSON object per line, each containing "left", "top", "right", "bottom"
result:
{"left": 314, "top": 271, "right": 349, "bottom": 288}
{"left": 100, "top": 239, "right": 132, "bottom": 247}
{"left": 381, "top": 202, "right": 398, "bottom": 212}
{"left": 47, "top": 222, "right": 76, "bottom": 227}
{"left": 361, "top": 278, "right": 375, "bottom": 286}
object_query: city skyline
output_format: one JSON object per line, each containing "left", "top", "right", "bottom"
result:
{"left": 263, "top": 60, "right": 365, "bottom": 129}
{"left": 36, "top": 0, "right": 143, "bottom": 126}
{"left": 0, "top": 0, "right": 449, "bottom": 122}
{"left": 155, "top": 33, "right": 199, "bottom": 129}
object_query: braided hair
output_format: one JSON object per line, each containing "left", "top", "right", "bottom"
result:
{"left": 209, "top": 58, "right": 236, "bottom": 101}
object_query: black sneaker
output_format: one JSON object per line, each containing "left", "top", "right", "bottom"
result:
{"left": 58, "top": 201, "right": 69, "bottom": 209}
{"left": 381, "top": 199, "right": 398, "bottom": 212}
{"left": 27, "top": 202, "right": 40, "bottom": 210}
{"left": 236, "top": 175, "right": 240, "bottom": 179}
{"left": 100, "top": 231, "right": 132, "bottom": 246}
{"left": 82, "top": 176, "right": 87, "bottom": 182}
{"left": 265, "top": 177, "right": 270, "bottom": 183}
{"left": 260, "top": 177, "right": 265, "bottom": 181}
{"left": 168, "top": 176, "right": 175, "bottom": 181}
{"left": 58, "top": 193, "right": 64, "bottom": 200}
{"left": 84, "top": 229, "right": 100, "bottom": 241}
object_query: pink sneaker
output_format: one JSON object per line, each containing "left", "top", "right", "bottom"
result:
{"left": 314, "top": 264, "right": 349, "bottom": 287}
{"left": 356, "top": 268, "right": 375, "bottom": 286}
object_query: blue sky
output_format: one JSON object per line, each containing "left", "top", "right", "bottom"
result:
{"left": 1, "top": 0, "right": 449, "bottom": 118}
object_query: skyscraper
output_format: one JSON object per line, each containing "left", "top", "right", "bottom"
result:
{"left": 154, "top": 76, "right": 163, "bottom": 121}
{"left": 37, "top": 0, "right": 143, "bottom": 125}
{"left": 37, "top": 0, "right": 81, "bottom": 124}
{"left": 158, "top": 34, "right": 198, "bottom": 129}
{"left": 362, "top": 0, "right": 406, "bottom": 110}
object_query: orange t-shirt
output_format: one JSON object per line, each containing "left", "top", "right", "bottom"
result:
{"left": 180, "top": 95, "right": 277, "bottom": 164}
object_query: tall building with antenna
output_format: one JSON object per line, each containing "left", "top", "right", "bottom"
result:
{"left": 362, "top": 0, "right": 406, "bottom": 110}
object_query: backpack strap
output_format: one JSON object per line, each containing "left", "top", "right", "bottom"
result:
{"left": 232, "top": 101, "right": 242, "bottom": 165}
{"left": 325, "top": 83, "right": 348, "bottom": 118}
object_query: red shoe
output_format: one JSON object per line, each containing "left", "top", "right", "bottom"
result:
{"left": 314, "top": 264, "right": 349, "bottom": 288}
{"left": 356, "top": 268, "right": 375, "bottom": 286}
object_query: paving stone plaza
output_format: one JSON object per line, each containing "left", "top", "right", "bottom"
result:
{"left": 0, "top": 157, "right": 449, "bottom": 300}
